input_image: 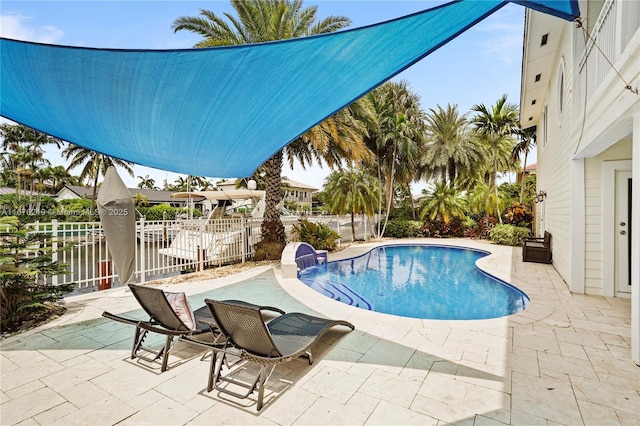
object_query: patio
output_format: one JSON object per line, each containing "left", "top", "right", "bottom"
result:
{"left": 1, "top": 238, "right": 638, "bottom": 425}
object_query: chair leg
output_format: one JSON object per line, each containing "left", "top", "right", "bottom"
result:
{"left": 160, "top": 335, "right": 174, "bottom": 372}
{"left": 256, "top": 365, "right": 267, "bottom": 411}
{"left": 207, "top": 349, "right": 219, "bottom": 392}
{"left": 131, "top": 327, "right": 148, "bottom": 359}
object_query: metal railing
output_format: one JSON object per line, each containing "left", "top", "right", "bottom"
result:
{"left": 22, "top": 214, "right": 376, "bottom": 291}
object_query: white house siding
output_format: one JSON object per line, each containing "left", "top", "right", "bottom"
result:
{"left": 583, "top": 138, "right": 633, "bottom": 295}
{"left": 536, "top": 26, "right": 574, "bottom": 287}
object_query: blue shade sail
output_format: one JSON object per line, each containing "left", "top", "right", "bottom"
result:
{"left": 0, "top": 0, "right": 579, "bottom": 178}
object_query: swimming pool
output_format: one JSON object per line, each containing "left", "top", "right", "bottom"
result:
{"left": 298, "top": 244, "right": 529, "bottom": 320}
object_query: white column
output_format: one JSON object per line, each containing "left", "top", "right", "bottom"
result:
{"left": 570, "top": 158, "right": 586, "bottom": 294}
{"left": 631, "top": 111, "right": 640, "bottom": 366}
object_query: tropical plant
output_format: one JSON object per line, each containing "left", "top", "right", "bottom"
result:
{"left": 511, "top": 126, "right": 537, "bottom": 202}
{"left": 419, "top": 181, "right": 466, "bottom": 225}
{"left": 0, "top": 215, "right": 74, "bottom": 332}
{"left": 133, "top": 193, "right": 149, "bottom": 207}
{"left": 421, "top": 103, "right": 483, "bottom": 187}
{"left": 470, "top": 94, "right": 520, "bottom": 222}
{"left": 322, "top": 168, "right": 380, "bottom": 241}
{"left": 465, "top": 181, "right": 506, "bottom": 219}
{"left": 502, "top": 202, "right": 533, "bottom": 229}
{"left": 365, "top": 81, "right": 426, "bottom": 237}
{"left": 382, "top": 219, "right": 423, "bottom": 238}
{"left": 173, "top": 0, "right": 357, "bottom": 259}
{"left": 1, "top": 124, "right": 64, "bottom": 193}
{"left": 62, "top": 144, "right": 134, "bottom": 217}
{"left": 137, "top": 175, "right": 157, "bottom": 189}
{"left": 292, "top": 219, "right": 340, "bottom": 251}
{"left": 489, "top": 223, "right": 531, "bottom": 246}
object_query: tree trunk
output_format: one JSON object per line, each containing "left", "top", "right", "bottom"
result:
{"left": 493, "top": 153, "right": 502, "bottom": 224}
{"left": 90, "top": 170, "right": 99, "bottom": 219}
{"left": 350, "top": 211, "right": 356, "bottom": 241}
{"left": 255, "top": 151, "right": 286, "bottom": 260}
{"left": 520, "top": 151, "right": 529, "bottom": 203}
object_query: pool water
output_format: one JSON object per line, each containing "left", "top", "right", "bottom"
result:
{"left": 298, "top": 244, "right": 529, "bottom": 320}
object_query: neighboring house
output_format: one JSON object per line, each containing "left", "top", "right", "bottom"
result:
{"left": 216, "top": 177, "right": 318, "bottom": 210}
{"left": 520, "top": 0, "right": 639, "bottom": 364}
{"left": 55, "top": 185, "right": 201, "bottom": 208}
{"left": 0, "top": 187, "right": 49, "bottom": 197}
{"left": 516, "top": 162, "right": 537, "bottom": 183}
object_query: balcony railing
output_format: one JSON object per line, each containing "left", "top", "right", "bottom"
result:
{"left": 577, "top": 0, "right": 639, "bottom": 101}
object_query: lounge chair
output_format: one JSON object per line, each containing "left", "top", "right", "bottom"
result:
{"left": 102, "top": 284, "right": 284, "bottom": 372}
{"left": 204, "top": 299, "right": 354, "bottom": 411}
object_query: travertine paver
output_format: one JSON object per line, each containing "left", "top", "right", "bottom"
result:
{"left": 1, "top": 238, "right": 638, "bottom": 425}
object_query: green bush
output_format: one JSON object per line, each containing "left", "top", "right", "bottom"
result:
{"left": 292, "top": 219, "right": 340, "bottom": 251}
{"left": 422, "top": 218, "right": 465, "bottom": 238}
{"left": 0, "top": 216, "right": 74, "bottom": 332}
{"left": 383, "top": 219, "right": 423, "bottom": 238}
{"left": 489, "top": 224, "right": 531, "bottom": 246}
{"left": 502, "top": 202, "right": 534, "bottom": 229}
{"left": 137, "top": 204, "right": 201, "bottom": 221}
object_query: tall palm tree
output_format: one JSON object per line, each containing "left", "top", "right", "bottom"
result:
{"left": 365, "top": 81, "right": 426, "bottom": 237}
{"left": 323, "top": 167, "right": 380, "bottom": 241}
{"left": 470, "top": 94, "right": 519, "bottom": 223}
{"left": 0, "top": 124, "right": 61, "bottom": 194}
{"left": 421, "top": 104, "right": 483, "bottom": 187}
{"left": 62, "top": 144, "right": 134, "bottom": 216}
{"left": 173, "top": 0, "right": 355, "bottom": 258}
{"left": 511, "top": 126, "right": 537, "bottom": 202}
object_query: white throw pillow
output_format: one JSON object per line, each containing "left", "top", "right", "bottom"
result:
{"left": 164, "top": 291, "right": 196, "bottom": 330}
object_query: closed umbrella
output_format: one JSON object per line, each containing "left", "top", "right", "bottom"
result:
{"left": 97, "top": 166, "right": 135, "bottom": 284}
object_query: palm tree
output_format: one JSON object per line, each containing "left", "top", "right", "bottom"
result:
{"left": 365, "top": 81, "right": 426, "bottom": 237}
{"left": 511, "top": 126, "right": 537, "bottom": 202}
{"left": 419, "top": 181, "right": 466, "bottom": 225}
{"left": 470, "top": 94, "right": 519, "bottom": 223}
{"left": 44, "top": 165, "right": 75, "bottom": 193}
{"left": 173, "top": 0, "right": 354, "bottom": 259}
{"left": 465, "top": 181, "right": 506, "bottom": 218}
{"left": 137, "top": 175, "right": 156, "bottom": 189}
{"left": 62, "top": 144, "right": 134, "bottom": 216}
{"left": 133, "top": 193, "right": 149, "bottom": 207}
{"left": 0, "top": 124, "right": 61, "bottom": 194}
{"left": 421, "top": 104, "right": 483, "bottom": 187}
{"left": 323, "top": 167, "right": 380, "bottom": 240}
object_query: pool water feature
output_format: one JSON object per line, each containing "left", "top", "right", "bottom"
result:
{"left": 298, "top": 244, "right": 529, "bottom": 320}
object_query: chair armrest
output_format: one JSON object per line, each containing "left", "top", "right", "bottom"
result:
{"left": 523, "top": 236, "right": 544, "bottom": 242}
{"left": 223, "top": 299, "right": 285, "bottom": 316}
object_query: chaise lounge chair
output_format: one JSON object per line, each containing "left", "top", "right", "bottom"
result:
{"left": 204, "top": 299, "right": 354, "bottom": 411}
{"left": 102, "top": 284, "right": 284, "bottom": 372}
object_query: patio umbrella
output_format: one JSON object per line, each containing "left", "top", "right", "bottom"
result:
{"left": 97, "top": 166, "right": 136, "bottom": 284}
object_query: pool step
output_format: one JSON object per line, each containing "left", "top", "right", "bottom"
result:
{"left": 301, "top": 278, "right": 373, "bottom": 310}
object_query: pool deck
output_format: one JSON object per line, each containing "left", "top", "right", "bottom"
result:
{"left": 1, "top": 238, "right": 638, "bottom": 425}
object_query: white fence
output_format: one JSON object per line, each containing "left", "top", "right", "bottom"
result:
{"left": 23, "top": 214, "right": 375, "bottom": 291}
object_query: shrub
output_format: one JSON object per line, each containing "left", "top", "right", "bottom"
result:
{"left": 489, "top": 224, "right": 531, "bottom": 246}
{"left": 1, "top": 216, "right": 74, "bottom": 332}
{"left": 383, "top": 220, "right": 423, "bottom": 238}
{"left": 292, "top": 219, "right": 340, "bottom": 251}
{"left": 462, "top": 217, "right": 479, "bottom": 238}
{"left": 422, "top": 217, "right": 465, "bottom": 238}
{"left": 502, "top": 202, "right": 533, "bottom": 229}
{"left": 137, "top": 204, "right": 201, "bottom": 221}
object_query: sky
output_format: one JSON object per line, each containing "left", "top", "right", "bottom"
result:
{"left": 0, "top": 0, "right": 528, "bottom": 192}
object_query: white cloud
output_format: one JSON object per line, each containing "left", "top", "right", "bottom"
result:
{"left": 0, "top": 13, "right": 63, "bottom": 43}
